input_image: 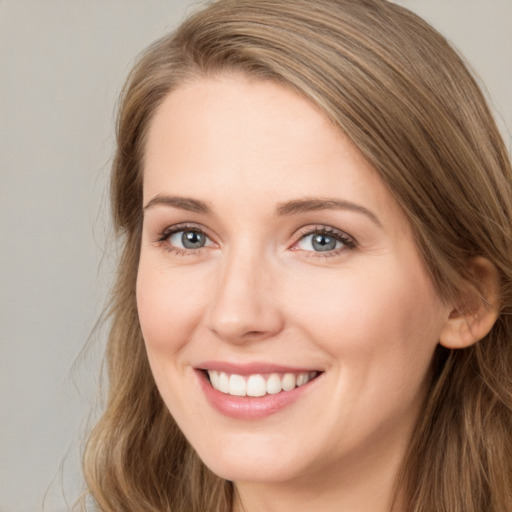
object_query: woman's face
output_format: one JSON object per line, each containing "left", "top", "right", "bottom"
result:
{"left": 137, "top": 75, "right": 451, "bottom": 489}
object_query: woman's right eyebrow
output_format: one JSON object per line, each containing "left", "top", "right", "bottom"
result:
{"left": 143, "top": 195, "right": 211, "bottom": 214}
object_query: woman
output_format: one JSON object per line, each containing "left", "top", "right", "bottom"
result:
{"left": 82, "top": 0, "right": 512, "bottom": 510}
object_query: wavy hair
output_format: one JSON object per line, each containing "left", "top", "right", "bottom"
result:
{"left": 82, "top": 1, "right": 512, "bottom": 510}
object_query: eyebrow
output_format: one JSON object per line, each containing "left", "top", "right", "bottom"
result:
{"left": 144, "top": 195, "right": 211, "bottom": 214}
{"left": 143, "top": 194, "right": 381, "bottom": 227}
{"left": 275, "top": 198, "right": 382, "bottom": 227}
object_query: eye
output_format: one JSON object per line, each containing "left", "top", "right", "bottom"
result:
{"left": 169, "top": 229, "right": 209, "bottom": 249}
{"left": 157, "top": 224, "right": 216, "bottom": 253}
{"left": 298, "top": 232, "right": 339, "bottom": 252}
{"left": 292, "top": 227, "right": 356, "bottom": 254}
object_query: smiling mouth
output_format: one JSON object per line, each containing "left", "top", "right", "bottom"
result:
{"left": 204, "top": 370, "right": 321, "bottom": 397}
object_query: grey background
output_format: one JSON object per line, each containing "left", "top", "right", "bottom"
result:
{"left": 0, "top": 1, "right": 510, "bottom": 511}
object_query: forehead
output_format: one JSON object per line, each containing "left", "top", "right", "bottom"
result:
{"left": 144, "top": 75, "right": 339, "bottom": 184}
{"left": 142, "top": 75, "right": 406, "bottom": 230}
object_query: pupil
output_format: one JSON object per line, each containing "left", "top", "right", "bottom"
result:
{"left": 182, "top": 231, "right": 205, "bottom": 249}
{"left": 312, "top": 234, "right": 336, "bottom": 251}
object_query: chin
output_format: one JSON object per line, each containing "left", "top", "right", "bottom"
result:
{"left": 189, "top": 432, "right": 314, "bottom": 485}
{"left": 203, "top": 455, "right": 299, "bottom": 484}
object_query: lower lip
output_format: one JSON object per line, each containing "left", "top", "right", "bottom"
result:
{"left": 197, "top": 370, "right": 319, "bottom": 420}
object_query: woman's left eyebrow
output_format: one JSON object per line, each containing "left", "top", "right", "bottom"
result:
{"left": 275, "top": 198, "right": 382, "bottom": 227}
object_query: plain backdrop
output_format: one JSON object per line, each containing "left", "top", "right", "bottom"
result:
{"left": 0, "top": 1, "right": 510, "bottom": 511}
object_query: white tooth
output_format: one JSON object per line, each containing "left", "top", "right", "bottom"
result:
{"left": 209, "top": 370, "right": 220, "bottom": 389}
{"left": 281, "top": 373, "right": 296, "bottom": 391}
{"left": 229, "top": 374, "right": 247, "bottom": 396}
{"left": 309, "top": 371, "right": 316, "bottom": 380}
{"left": 247, "top": 374, "right": 267, "bottom": 397}
{"left": 266, "top": 373, "right": 282, "bottom": 394}
{"left": 218, "top": 372, "right": 230, "bottom": 393}
{"left": 296, "top": 373, "right": 307, "bottom": 387}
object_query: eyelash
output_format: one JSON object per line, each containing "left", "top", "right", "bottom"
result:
{"left": 154, "top": 223, "right": 357, "bottom": 257}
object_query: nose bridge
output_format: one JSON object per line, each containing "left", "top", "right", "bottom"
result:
{"left": 206, "top": 239, "right": 283, "bottom": 342}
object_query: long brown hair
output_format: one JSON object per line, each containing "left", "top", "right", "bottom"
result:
{"left": 82, "top": 1, "right": 512, "bottom": 510}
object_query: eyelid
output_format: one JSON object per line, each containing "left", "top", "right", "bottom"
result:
{"left": 158, "top": 222, "right": 208, "bottom": 240}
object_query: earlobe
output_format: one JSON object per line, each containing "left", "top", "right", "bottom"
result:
{"left": 439, "top": 257, "right": 501, "bottom": 349}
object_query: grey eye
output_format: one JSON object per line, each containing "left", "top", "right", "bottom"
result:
{"left": 311, "top": 233, "right": 338, "bottom": 251}
{"left": 295, "top": 231, "right": 344, "bottom": 252}
{"left": 169, "top": 230, "right": 208, "bottom": 249}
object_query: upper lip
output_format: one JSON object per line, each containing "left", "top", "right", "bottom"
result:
{"left": 197, "top": 361, "right": 321, "bottom": 375}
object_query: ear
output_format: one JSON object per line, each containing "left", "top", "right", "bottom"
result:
{"left": 439, "top": 257, "right": 501, "bottom": 349}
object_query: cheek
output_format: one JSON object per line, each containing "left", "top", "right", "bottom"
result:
{"left": 136, "top": 259, "right": 208, "bottom": 356}
{"left": 287, "top": 261, "right": 445, "bottom": 371}
{"left": 291, "top": 263, "right": 445, "bottom": 438}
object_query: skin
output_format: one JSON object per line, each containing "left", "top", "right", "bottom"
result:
{"left": 137, "top": 75, "right": 455, "bottom": 512}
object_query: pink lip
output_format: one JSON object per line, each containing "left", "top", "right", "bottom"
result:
{"left": 195, "top": 366, "right": 321, "bottom": 420}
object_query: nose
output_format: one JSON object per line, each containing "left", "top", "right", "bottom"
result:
{"left": 205, "top": 247, "right": 285, "bottom": 344}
